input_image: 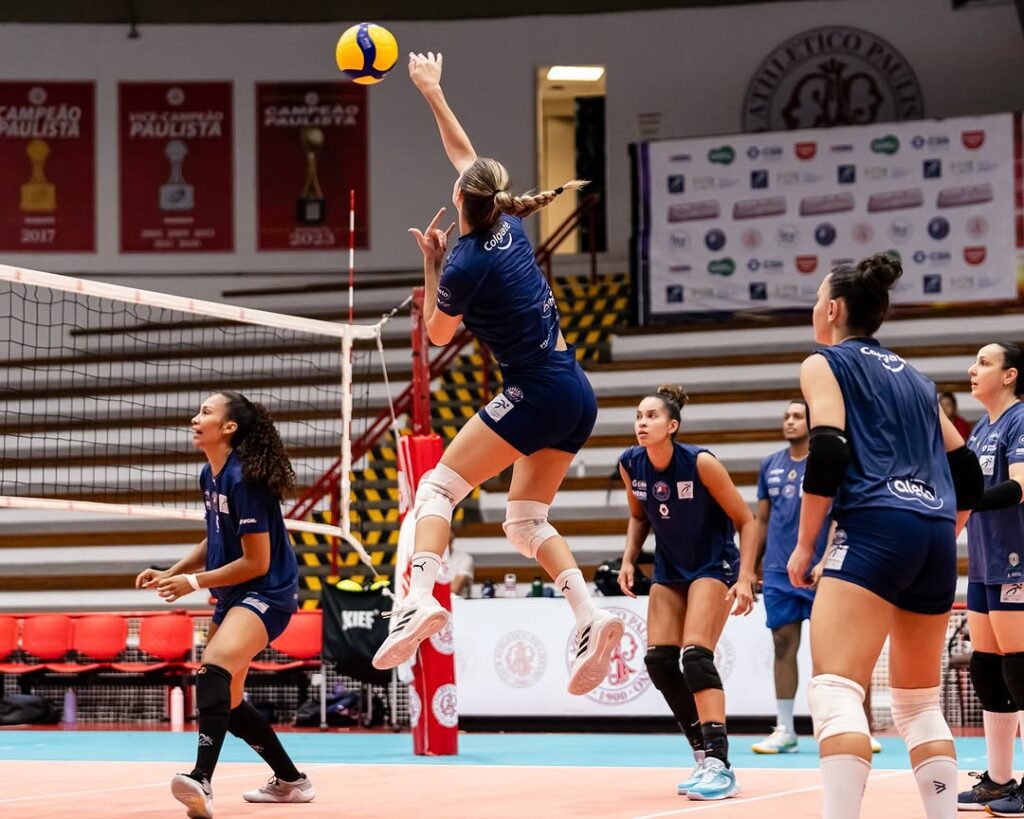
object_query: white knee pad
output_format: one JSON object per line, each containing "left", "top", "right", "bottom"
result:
{"left": 891, "top": 686, "right": 953, "bottom": 751}
{"left": 502, "top": 500, "right": 559, "bottom": 559}
{"left": 809, "top": 674, "right": 871, "bottom": 743}
{"left": 413, "top": 463, "right": 472, "bottom": 525}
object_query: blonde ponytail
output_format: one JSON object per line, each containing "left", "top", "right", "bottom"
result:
{"left": 494, "top": 179, "right": 589, "bottom": 218}
{"left": 459, "top": 157, "right": 589, "bottom": 230}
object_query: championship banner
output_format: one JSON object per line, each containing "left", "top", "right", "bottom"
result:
{"left": 256, "top": 82, "right": 368, "bottom": 251}
{"left": 119, "top": 83, "right": 234, "bottom": 253}
{"left": 451, "top": 597, "right": 812, "bottom": 718}
{"left": 0, "top": 82, "right": 95, "bottom": 252}
{"left": 633, "top": 112, "right": 1020, "bottom": 320}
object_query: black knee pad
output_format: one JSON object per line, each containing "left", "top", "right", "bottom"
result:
{"left": 644, "top": 645, "right": 684, "bottom": 692}
{"left": 1002, "top": 652, "right": 1024, "bottom": 710}
{"left": 971, "top": 651, "right": 1015, "bottom": 712}
{"left": 196, "top": 663, "right": 232, "bottom": 715}
{"left": 681, "top": 645, "right": 722, "bottom": 694}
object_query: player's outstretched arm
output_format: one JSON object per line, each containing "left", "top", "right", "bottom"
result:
{"left": 409, "top": 51, "right": 477, "bottom": 174}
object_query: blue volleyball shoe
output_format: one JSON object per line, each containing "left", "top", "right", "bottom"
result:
{"left": 958, "top": 770, "right": 1016, "bottom": 811}
{"left": 985, "top": 783, "right": 1024, "bottom": 816}
{"left": 685, "top": 757, "right": 740, "bottom": 801}
{"left": 676, "top": 755, "right": 707, "bottom": 795}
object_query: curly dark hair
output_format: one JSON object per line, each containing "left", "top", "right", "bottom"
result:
{"left": 218, "top": 391, "right": 296, "bottom": 500}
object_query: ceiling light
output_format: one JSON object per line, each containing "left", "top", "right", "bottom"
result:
{"left": 546, "top": 66, "right": 605, "bottom": 82}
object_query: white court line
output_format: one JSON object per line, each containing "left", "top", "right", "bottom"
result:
{"left": 630, "top": 770, "right": 907, "bottom": 818}
{"left": 0, "top": 762, "right": 341, "bottom": 805}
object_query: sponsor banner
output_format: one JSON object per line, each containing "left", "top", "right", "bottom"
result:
{"left": 451, "top": 596, "right": 811, "bottom": 717}
{"left": 256, "top": 82, "right": 368, "bottom": 250}
{"left": 635, "top": 112, "right": 1018, "bottom": 319}
{"left": 119, "top": 82, "right": 233, "bottom": 252}
{"left": 0, "top": 81, "right": 95, "bottom": 251}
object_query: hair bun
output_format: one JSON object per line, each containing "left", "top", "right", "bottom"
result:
{"left": 656, "top": 383, "right": 688, "bottom": 408}
{"left": 858, "top": 252, "right": 902, "bottom": 294}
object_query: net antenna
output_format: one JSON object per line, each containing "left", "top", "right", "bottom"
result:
{"left": 0, "top": 263, "right": 394, "bottom": 582}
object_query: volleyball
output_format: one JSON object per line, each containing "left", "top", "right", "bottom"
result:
{"left": 335, "top": 23, "right": 398, "bottom": 85}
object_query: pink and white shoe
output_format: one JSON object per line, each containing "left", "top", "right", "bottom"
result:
{"left": 567, "top": 609, "right": 624, "bottom": 695}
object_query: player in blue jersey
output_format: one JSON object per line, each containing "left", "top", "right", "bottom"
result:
{"left": 751, "top": 399, "right": 829, "bottom": 754}
{"left": 617, "top": 384, "right": 757, "bottom": 801}
{"left": 956, "top": 342, "right": 1024, "bottom": 816}
{"left": 135, "top": 392, "right": 313, "bottom": 818}
{"left": 787, "top": 254, "right": 983, "bottom": 819}
{"left": 372, "top": 51, "right": 624, "bottom": 696}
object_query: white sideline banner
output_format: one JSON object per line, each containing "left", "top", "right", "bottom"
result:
{"left": 450, "top": 597, "right": 811, "bottom": 717}
{"left": 633, "top": 112, "right": 1019, "bottom": 319}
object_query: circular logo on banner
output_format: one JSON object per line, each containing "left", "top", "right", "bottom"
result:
{"left": 431, "top": 683, "right": 458, "bottom": 728}
{"left": 742, "top": 27, "right": 924, "bottom": 132}
{"left": 714, "top": 636, "right": 736, "bottom": 682}
{"left": 408, "top": 685, "right": 422, "bottom": 728}
{"left": 565, "top": 608, "right": 651, "bottom": 705}
{"left": 494, "top": 630, "right": 548, "bottom": 688}
{"left": 430, "top": 620, "right": 456, "bottom": 655}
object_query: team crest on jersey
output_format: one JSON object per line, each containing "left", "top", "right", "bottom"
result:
{"left": 494, "top": 630, "right": 547, "bottom": 688}
{"left": 782, "top": 484, "right": 797, "bottom": 498}
{"left": 565, "top": 608, "right": 651, "bottom": 705}
{"left": 676, "top": 481, "right": 693, "bottom": 500}
{"left": 504, "top": 385, "right": 524, "bottom": 403}
{"left": 787, "top": 469, "right": 798, "bottom": 480}
{"left": 652, "top": 481, "right": 671, "bottom": 502}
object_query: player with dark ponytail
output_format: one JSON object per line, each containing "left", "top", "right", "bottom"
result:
{"left": 788, "top": 254, "right": 983, "bottom": 819}
{"left": 618, "top": 384, "right": 757, "bottom": 801}
{"left": 136, "top": 391, "right": 313, "bottom": 817}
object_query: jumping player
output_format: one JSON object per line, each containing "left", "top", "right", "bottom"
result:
{"left": 956, "top": 342, "right": 1024, "bottom": 816}
{"left": 618, "top": 384, "right": 757, "bottom": 801}
{"left": 136, "top": 392, "right": 314, "bottom": 818}
{"left": 787, "top": 254, "right": 983, "bottom": 819}
{"left": 372, "top": 51, "right": 624, "bottom": 694}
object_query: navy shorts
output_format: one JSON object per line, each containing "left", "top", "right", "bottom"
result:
{"left": 478, "top": 348, "right": 598, "bottom": 456}
{"left": 822, "top": 508, "right": 957, "bottom": 615}
{"left": 213, "top": 591, "right": 293, "bottom": 643}
{"left": 967, "top": 580, "right": 1024, "bottom": 613}
{"left": 762, "top": 574, "right": 815, "bottom": 630}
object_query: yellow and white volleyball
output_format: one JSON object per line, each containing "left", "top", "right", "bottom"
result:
{"left": 335, "top": 23, "right": 398, "bottom": 85}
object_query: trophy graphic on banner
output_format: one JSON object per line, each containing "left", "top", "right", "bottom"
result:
{"left": 20, "top": 139, "right": 56, "bottom": 213}
{"left": 160, "top": 139, "right": 195, "bottom": 211}
{"left": 296, "top": 127, "right": 326, "bottom": 225}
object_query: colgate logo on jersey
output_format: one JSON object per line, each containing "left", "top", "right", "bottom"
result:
{"left": 484, "top": 220, "right": 513, "bottom": 252}
{"left": 964, "top": 246, "right": 986, "bottom": 265}
{"left": 795, "top": 256, "right": 818, "bottom": 274}
{"left": 860, "top": 345, "right": 905, "bottom": 372}
{"left": 887, "top": 477, "right": 944, "bottom": 510}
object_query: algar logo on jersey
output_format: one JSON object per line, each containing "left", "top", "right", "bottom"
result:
{"left": 886, "top": 476, "right": 944, "bottom": 510}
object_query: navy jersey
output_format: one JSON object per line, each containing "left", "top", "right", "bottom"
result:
{"left": 757, "top": 449, "right": 829, "bottom": 574}
{"left": 816, "top": 338, "right": 955, "bottom": 523}
{"left": 200, "top": 451, "right": 299, "bottom": 612}
{"left": 437, "top": 215, "right": 561, "bottom": 370}
{"left": 966, "top": 402, "right": 1024, "bottom": 584}
{"left": 619, "top": 443, "right": 738, "bottom": 584}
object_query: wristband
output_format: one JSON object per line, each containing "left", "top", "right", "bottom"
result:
{"left": 184, "top": 573, "right": 201, "bottom": 591}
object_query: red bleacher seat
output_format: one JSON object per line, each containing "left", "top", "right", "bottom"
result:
{"left": 112, "top": 614, "right": 195, "bottom": 673}
{"left": 47, "top": 614, "right": 127, "bottom": 674}
{"left": 249, "top": 610, "right": 322, "bottom": 672}
{"left": 0, "top": 616, "right": 22, "bottom": 673}
{"left": 0, "top": 614, "right": 73, "bottom": 675}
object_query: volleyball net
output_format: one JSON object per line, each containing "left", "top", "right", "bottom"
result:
{"left": 0, "top": 263, "right": 406, "bottom": 575}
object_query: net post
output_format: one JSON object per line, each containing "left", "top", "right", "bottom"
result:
{"left": 410, "top": 287, "right": 432, "bottom": 436}
{"left": 337, "top": 328, "right": 354, "bottom": 576}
